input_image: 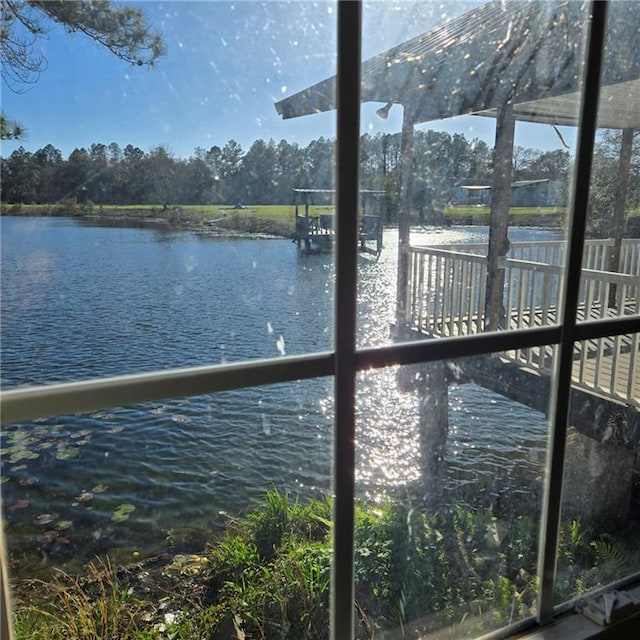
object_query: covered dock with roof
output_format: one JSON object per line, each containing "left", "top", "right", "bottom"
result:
{"left": 274, "top": 0, "right": 640, "bottom": 508}
{"left": 275, "top": 0, "right": 639, "bottom": 328}
{"left": 291, "top": 188, "right": 385, "bottom": 255}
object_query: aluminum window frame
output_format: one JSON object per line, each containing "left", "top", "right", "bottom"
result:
{"left": 1, "top": 1, "right": 639, "bottom": 639}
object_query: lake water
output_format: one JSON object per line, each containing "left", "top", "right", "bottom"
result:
{"left": 1, "top": 217, "right": 562, "bottom": 577}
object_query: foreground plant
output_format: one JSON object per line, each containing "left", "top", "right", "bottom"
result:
{"left": 11, "top": 491, "right": 637, "bottom": 639}
{"left": 14, "top": 557, "right": 146, "bottom": 639}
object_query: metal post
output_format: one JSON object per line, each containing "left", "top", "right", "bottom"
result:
{"left": 485, "top": 102, "right": 515, "bottom": 330}
{"left": 537, "top": 1, "right": 608, "bottom": 624}
{"left": 332, "top": 1, "right": 361, "bottom": 638}
{"left": 1, "top": 527, "right": 13, "bottom": 640}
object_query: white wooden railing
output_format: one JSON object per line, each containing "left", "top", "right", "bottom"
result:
{"left": 422, "top": 238, "right": 640, "bottom": 271}
{"left": 407, "top": 239, "right": 640, "bottom": 407}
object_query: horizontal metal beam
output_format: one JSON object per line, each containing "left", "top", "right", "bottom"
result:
{"left": 356, "top": 325, "right": 563, "bottom": 370}
{"left": 3, "top": 314, "right": 636, "bottom": 425}
{"left": 0, "top": 353, "right": 334, "bottom": 424}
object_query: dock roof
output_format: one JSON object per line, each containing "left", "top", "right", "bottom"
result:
{"left": 274, "top": 0, "right": 640, "bottom": 129}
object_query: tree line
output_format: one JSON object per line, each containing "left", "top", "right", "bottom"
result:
{"left": 1, "top": 131, "right": 574, "bottom": 219}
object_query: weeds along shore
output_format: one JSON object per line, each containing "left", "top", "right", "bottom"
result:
{"left": 10, "top": 489, "right": 638, "bottom": 640}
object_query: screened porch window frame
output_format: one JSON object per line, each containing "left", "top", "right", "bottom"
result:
{"left": 1, "top": 1, "right": 639, "bottom": 639}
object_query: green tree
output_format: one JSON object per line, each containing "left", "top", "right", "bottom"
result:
{"left": 87, "top": 142, "right": 110, "bottom": 204}
{"left": 240, "top": 138, "right": 278, "bottom": 203}
{"left": 60, "top": 147, "right": 91, "bottom": 202}
{"left": 144, "top": 145, "right": 176, "bottom": 205}
{"left": 468, "top": 137, "right": 493, "bottom": 184}
{"left": 1, "top": 146, "right": 38, "bottom": 202}
{"left": 220, "top": 139, "right": 244, "bottom": 203}
{"left": 120, "top": 144, "right": 146, "bottom": 203}
{"left": 2, "top": 143, "right": 66, "bottom": 203}
{"left": 178, "top": 156, "right": 215, "bottom": 205}
{"left": 1, "top": 0, "right": 165, "bottom": 137}
{"left": 302, "top": 137, "right": 334, "bottom": 190}
{"left": 588, "top": 129, "right": 640, "bottom": 236}
{"left": 32, "top": 143, "right": 63, "bottom": 202}
{"left": 0, "top": 111, "right": 26, "bottom": 139}
{"left": 511, "top": 145, "right": 540, "bottom": 181}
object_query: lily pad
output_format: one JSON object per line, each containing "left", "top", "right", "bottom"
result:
{"left": 56, "top": 520, "right": 73, "bottom": 530}
{"left": 107, "top": 426, "right": 124, "bottom": 434}
{"left": 9, "top": 450, "right": 40, "bottom": 463}
{"left": 70, "top": 429, "right": 92, "bottom": 439}
{"left": 56, "top": 447, "right": 80, "bottom": 460}
{"left": 91, "top": 484, "right": 109, "bottom": 493}
{"left": 35, "top": 513, "right": 56, "bottom": 526}
{"left": 8, "top": 430, "right": 33, "bottom": 444}
{"left": 8, "top": 500, "right": 30, "bottom": 512}
{"left": 17, "top": 476, "right": 38, "bottom": 487}
{"left": 74, "top": 491, "right": 94, "bottom": 504}
{"left": 111, "top": 503, "right": 136, "bottom": 523}
{"left": 38, "top": 530, "right": 59, "bottom": 544}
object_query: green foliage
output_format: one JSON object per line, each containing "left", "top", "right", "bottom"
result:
{"left": 354, "top": 502, "right": 464, "bottom": 626}
{"left": 12, "top": 492, "right": 638, "bottom": 640}
{"left": 2, "top": 129, "right": 492, "bottom": 214}
{"left": 482, "top": 575, "right": 515, "bottom": 619}
{"left": 244, "top": 489, "right": 331, "bottom": 561}
{"left": 555, "top": 519, "right": 640, "bottom": 602}
{"left": 444, "top": 206, "right": 565, "bottom": 228}
{"left": 0, "top": 111, "right": 25, "bottom": 140}
{"left": 2, "top": 0, "right": 164, "bottom": 92}
{"left": 13, "top": 557, "right": 147, "bottom": 639}
{"left": 587, "top": 129, "right": 640, "bottom": 237}
{"left": 206, "top": 490, "right": 332, "bottom": 639}
{"left": 590, "top": 536, "right": 633, "bottom": 582}
{"left": 502, "top": 515, "right": 538, "bottom": 576}
{"left": 218, "top": 542, "right": 331, "bottom": 640}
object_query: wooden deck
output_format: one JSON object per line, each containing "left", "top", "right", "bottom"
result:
{"left": 293, "top": 213, "right": 383, "bottom": 255}
{"left": 291, "top": 188, "right": 384, "bottom": 255}
{"left": 406, "top": 238, "right": 640, "bottom": 408}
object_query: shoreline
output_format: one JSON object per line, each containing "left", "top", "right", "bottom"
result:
{"left": 1, "top": 204, "right": 294, "bottom": 238}
{"left": 1, "top": 203, "right": 565, "bottom": 236}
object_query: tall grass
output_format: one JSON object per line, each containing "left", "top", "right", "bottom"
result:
{"left": 13, "top": 558, "right": 145, "bottom": 639}
{"left": 11, "top": 490, "right": 639, "bottom": 639}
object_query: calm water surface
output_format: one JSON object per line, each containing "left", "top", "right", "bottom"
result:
{"left": 1, "top": 217, "right": 561, "bottom": 577}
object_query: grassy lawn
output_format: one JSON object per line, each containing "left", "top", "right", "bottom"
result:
{"left": 4, "top": 204, "right": 638, "bottom": 235}
{"left": 444, "top": 205, "right": 567, "bottom": 227}
{"left": 445, "top": 205, "right": 566, "bottom": 217}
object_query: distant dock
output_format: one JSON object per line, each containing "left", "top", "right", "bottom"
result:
{"left": 291, "top": 188, "right": 384, "bottom": 256}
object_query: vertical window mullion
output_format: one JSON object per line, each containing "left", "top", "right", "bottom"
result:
{"left": 332, "top": 2, "right": 361, "bottom": 639}
{"left": 537, "top": 0, "right": 609, "bottom": 624}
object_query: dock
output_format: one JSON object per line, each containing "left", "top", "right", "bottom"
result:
{"left": 291, "top": 188, "right": 384, "bottom": 255}
{"left": 405, "top": 238, "right": 640, "bottom": 411}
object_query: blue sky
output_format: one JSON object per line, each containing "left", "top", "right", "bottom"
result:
{"left": 1, "top": 1, "right": 577, "bottom": 160}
